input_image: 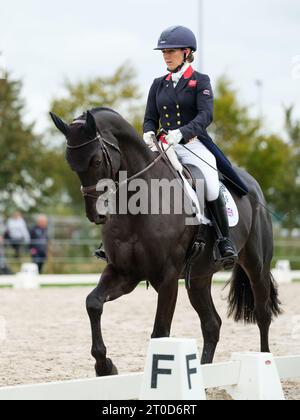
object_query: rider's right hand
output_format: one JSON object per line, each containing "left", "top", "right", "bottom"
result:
{"left": 143, "top": 131, "right": 155, "bottom": 147}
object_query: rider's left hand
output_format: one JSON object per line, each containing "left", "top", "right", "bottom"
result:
{"left": 165, "top": 129, "right": 183, "bottom": 146}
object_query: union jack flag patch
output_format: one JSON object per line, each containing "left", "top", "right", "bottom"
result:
{"left": 203, "top": 89, "right": 211, "bottom": 96}
{"left": 227, "top": 208, "right": 234, "bottom": 217}
{"left": 188, "top": 80, "right": 197, "bottom": 88}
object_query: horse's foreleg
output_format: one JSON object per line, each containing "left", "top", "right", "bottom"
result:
{"left": 151, "top": 270, "right": 179, "bottom": 338}
{"left": 86, "top": 264, "right": 139, "bottom": 377}
{"left": 187, "top": 276, "right": 222, "bottom": 364}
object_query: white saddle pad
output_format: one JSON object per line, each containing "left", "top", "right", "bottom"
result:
{"left": 195, "top": 182, "right": 239, "bottom": 228}
{"left": 219, "top": 182, "right": 239, "bottom": 227}
{"left": 179, "top": 172, "right": 239, "bottom": 228}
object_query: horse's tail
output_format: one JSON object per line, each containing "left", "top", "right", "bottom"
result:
{"left": 268, "top": 271, "right": 283, "bottom": 319}
{"left": 227, "top": 265, "right": 282, "bottom": 324}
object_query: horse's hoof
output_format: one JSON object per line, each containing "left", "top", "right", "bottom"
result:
{"left": 95, "top": 358, "right": 118, "bottom": 377}
{"left": 110, "top": 362, "right": 118, "bottom": 376}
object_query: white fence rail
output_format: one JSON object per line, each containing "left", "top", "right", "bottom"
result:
{"left": 0, "top": 260, "right": 299, "bottom": 288}
{"left": 0, "top": 374, "right": 143, "bottom": 401}
{"left": 0, "top": 273, "right": 100, "bottom": 288}
{"left": 276, "top": 356, "right": 300, "bottom": 380}
{"left": 0, "top": 339, "right": 299, "bottom": 400}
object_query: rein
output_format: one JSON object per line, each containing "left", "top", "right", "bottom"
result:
{"left": 113, "top": 137, "right": 172, "bottom": 194}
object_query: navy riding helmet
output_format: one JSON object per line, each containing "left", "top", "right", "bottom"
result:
{"left": 154, "top": 26, "right": 197, "bottom": 52}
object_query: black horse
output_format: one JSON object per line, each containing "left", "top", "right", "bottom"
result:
{"left": 50, "top": 108, "right": 281, "bottom": 377}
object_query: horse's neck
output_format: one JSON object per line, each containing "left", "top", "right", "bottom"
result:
{"left": 117, "top": 130, "right": 155, "bottom": 177}
{"left": 97, "top": 112, "right": 167, "bottom": 179}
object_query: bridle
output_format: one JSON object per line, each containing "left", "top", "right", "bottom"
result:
{"left": 66, "top": 135, "right": 103, "bottom": 151}
{"left": 67, "top": 130, "right": 121, "bottom": 200}
{"left": 67, "top": 130, "right": 171, "bottom": 201}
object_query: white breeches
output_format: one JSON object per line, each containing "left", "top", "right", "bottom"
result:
{"left": 175, "top": 140, "right": 220, "bottom": 202}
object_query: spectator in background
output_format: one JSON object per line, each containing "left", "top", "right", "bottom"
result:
{"left": 0, "top": 236, "right": 12, "bottom": 274}
{"left": 5, "top": 211, "right": 30, "bottom": 259}
{"left": 30, "top": 215, "right": 49, "bottom": 274}
{"left": 0, "top": 216, "right": 12, "bottom": 274}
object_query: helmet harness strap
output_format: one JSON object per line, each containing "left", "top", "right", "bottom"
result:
{"left": 168, "top": 49, "right": 189, "bottom": 73}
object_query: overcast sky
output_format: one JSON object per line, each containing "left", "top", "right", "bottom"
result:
{"left": 0, "top": 0, "right": 299, "bottom": 134}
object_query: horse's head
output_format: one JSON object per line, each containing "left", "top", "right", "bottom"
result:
{"left": 50, "top": 110, "right": 121, "bottom": 225}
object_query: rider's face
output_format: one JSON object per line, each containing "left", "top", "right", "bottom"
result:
{"left": 162, "top": 48, "right": 190, "bottom": 71}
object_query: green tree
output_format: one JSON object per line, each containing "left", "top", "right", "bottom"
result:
{"left": 285, "top": 106, "right": 300, "bottom": 148}
{"left": 211, "top": 77, "right": 293, "bottom": 212}
{"left": 50, "top": 62, "right": 142, "bottom": 126}
{"left": 49, "top": 63, "right": 145, "bottom": 210}
{"left": 0, "top": 73, "right": 60, "bottom": 214}
{"left": 274, "top": 106, "right": 300, "bottom": 228}
{"left": 212, "top": 76, "right": 261, "bottom": 164}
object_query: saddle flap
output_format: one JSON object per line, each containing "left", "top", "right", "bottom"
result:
{"left": 183, "top": 164, "right": 239, "bottom": 228}
{"left": 220, "top": 183, "right": 239, "bottom": 227}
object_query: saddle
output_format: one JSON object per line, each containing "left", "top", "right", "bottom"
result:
{"left": 182, "top": 164, "right": 208, "bottom": 288}
{"left": 181, "top": 164, "right": 233, "bottom": 288}
{"left": 183, "top": 164, "right": 226, "bottom": 223}
{"left": 152, "top": 144, "right": 238, "bottom": 288}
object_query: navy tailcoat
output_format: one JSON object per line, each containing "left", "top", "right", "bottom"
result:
{"left": 143, "top": 66, "right": 248, "bottom": 196}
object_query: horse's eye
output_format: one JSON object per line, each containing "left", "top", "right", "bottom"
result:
{"left": 95, "top": 160, "right": 102, "bottom": 167}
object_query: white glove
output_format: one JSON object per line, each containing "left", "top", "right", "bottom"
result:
{"left": 165, "top": 129, "right": 183, "bottom": 146}
{"left": 143, "top": 131, "right": 155, "bottom": 146}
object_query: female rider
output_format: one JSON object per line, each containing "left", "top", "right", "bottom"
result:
{"left": 143, "top": 25, "right": 248, "bottom": 269}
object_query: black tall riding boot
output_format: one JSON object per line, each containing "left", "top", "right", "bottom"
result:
{"left": 94, "top": 242, "right": 107, "bottom": 262}
{"left": 207, "top": 193, "right": 238, "bottom": 270}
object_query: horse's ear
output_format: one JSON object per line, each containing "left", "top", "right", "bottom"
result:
{"left": 86, "top": 110, "right": 97, "bottom": 137}
{"left": 49, "top": 112, "right": 69, "bottom": 136}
